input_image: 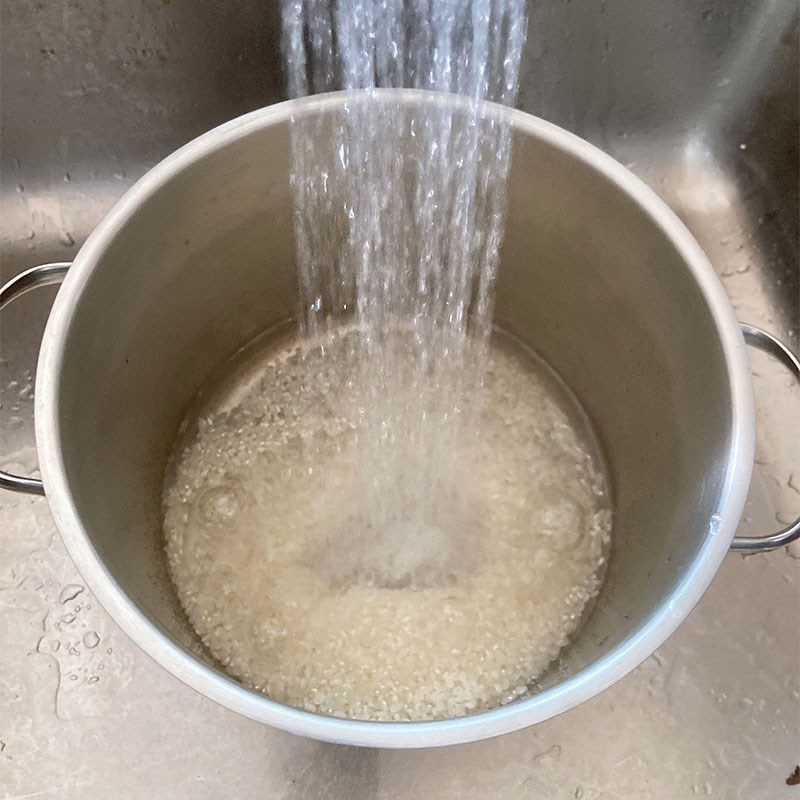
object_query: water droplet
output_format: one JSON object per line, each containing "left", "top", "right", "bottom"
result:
{"left": 82, "top": 631, "right": 100, "bottom": 649}
{"left": 786, "top": 540, "right": 800, "bottom": 560}
{"left": 87, "top": 675, "right": 100, "bottom": 684}
{"left": 59, "top": 584, "right": 84, "bottom": 603}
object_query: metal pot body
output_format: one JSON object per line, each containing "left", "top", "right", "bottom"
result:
{"left": 13, "top": 92, "right": 766, "bottom": 745}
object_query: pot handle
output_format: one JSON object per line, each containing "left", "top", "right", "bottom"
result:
{"left": 730, "top": 323, "right": 800, "bottom": 553}
{"left": 0, "top": 262, "right": 71, "bottom": 496}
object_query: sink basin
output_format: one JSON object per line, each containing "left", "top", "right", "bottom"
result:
{"left": 1, "top": 1, "right": 797, "bottom": 797}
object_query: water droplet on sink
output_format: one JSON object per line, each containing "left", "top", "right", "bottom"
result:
{"left": 82, "top": 631, "right": 100, "bottom": 649}
{"left": 59, "top": 584, "right": 84, "bottom": 603}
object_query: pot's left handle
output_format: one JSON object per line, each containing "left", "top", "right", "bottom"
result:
{"left": 0, "top": 262, "right": 71, "bottom": 496}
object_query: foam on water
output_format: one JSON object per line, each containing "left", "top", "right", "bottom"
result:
{"left": 163, "top": 328, "right": 612, "bottom": 720}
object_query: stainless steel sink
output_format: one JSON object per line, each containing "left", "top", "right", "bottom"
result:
{"left": 1, "top": 1, "right": 797, "bottom": 797}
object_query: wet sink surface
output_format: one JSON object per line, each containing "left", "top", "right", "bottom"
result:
{"left": 1, "top": 1, "right": 798, "bottom": 797}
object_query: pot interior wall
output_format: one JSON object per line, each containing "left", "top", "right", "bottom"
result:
{"left": 53, "top": 102, "right": 733, "bottom": 700}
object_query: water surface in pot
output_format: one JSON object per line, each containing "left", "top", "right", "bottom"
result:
{"left": 162, "top": 323, "right": 612, "bottom": 721}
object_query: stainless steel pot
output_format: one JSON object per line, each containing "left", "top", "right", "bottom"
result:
{"left": 1, "top": 91, "right": 798, "bottom": 748}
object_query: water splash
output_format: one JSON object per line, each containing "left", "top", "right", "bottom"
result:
{"left": 280, "top": 0, "right": 527, "bottom": 572}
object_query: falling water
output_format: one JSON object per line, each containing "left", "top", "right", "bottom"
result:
{"left": 280, "top": 0, "right": 527, "bottom": 580}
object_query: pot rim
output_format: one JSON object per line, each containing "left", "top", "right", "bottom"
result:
{"left": 34, "top": 89, "right": 755, "bottom": 748}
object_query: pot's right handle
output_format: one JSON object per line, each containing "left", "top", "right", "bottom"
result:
{"left": 0, "top": 262, "right": 71, "bottom": 496}
{"left": 730, "top": 323, "right": 800, "bottom": 553}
